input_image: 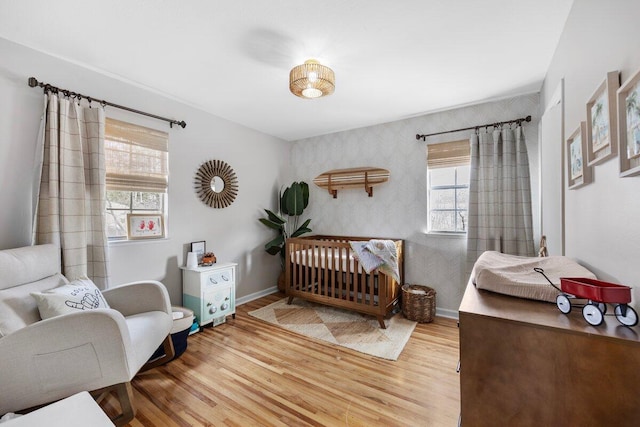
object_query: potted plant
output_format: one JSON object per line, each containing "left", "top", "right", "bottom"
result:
{"left": 259, "top": 181, "right": 312, "bottom": 290}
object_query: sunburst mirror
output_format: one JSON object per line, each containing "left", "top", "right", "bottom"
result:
{"left": 194, "top": 159, "right": 239, "bottom": 208}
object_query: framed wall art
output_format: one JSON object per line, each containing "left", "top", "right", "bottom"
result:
{"left": 566, "top": 122, "right": 592, "bottom": 189}
{"left": 585, "top": 71, "right": 619, "bottom": 166}
{"left": 617, "top": 67, "right": 640, "bottom": 177}
{"left": 127, "top": 213, "right": 165, "bottom": 239}
{"left": 190, "top": 241, "right": 206, "bottom": 264}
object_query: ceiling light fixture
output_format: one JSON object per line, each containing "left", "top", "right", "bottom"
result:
{"left": 289, "top": 59, "right": 335, "bottom": 99}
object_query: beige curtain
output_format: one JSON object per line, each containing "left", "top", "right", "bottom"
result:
{"left": 34, "top": 93, "right": 110, "bottom": 289}
{"left": 466, "top": 126, "right": 534, "bottom": 272}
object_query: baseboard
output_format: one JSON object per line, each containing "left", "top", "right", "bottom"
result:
{"left": 436, "top": 307, "right": 459, "bottom": 320}
{"left": 236, "top": 286, "right": 279, "bottom": 306}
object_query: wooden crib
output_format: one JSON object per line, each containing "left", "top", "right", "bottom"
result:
{"left": 284, "top": 235, "right": 404, "bottom": 328}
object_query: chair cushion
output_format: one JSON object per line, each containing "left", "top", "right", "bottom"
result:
{"left": 0, "top": 274, "right": 68, "bottom": 337}
{"left": 124, "top": 311, "right": 173, "bottom": 372}
{"left": 31, "top": 278, "right": 110, "bottom": 320}
{"left": 0, "top": 244, "right": 60, "bottom": 291}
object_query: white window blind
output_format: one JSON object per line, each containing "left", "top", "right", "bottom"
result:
{"left": 105, "top": 118, "right": 169, "bottom": 192}
{"left": 426, "top": 140, "right": 470, "bottom": 169}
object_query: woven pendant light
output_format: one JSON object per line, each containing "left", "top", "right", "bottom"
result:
{"left": 289, "top": 59, "right": 335, "bottom": 99}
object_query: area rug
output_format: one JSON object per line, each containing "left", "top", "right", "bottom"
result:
{"left": 248, "top": 298, "right": 417, "bottom": 360}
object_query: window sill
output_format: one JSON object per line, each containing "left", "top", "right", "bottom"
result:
{"left": 108, "top": 237, "right": 170, "bottom": 246}
{"left": 425, "top": 231, "right": 467, "bottom": 239}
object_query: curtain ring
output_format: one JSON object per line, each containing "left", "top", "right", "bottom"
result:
{"left": 101, "top": 100, "right": 107, "bottom": 108}
{"left": 87, "top": 97, "right": 92, "bottom": 108}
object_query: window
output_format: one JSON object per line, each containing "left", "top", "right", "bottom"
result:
{"left": 105, "top": 118, "right": 169, "bottom": 240}
{"left": 427, "top": 140, "right": 470, "bottom": 233}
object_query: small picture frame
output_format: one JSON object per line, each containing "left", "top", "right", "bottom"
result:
{"left": 190, "top": 241, "right": 206, "bottom": 264}
{"left": 127, "top": 213, "right": 164, "bottom": 239}
{"left": 586, "top": 71, "right": 619, "bottom": 166}
{"left": 566, "top": 122, "right": 592, "bottom": 189}
{"left": 617, "top": 67, "right": 640, "bottom": 177}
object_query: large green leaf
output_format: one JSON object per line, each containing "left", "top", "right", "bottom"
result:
{"left": 291, "top": 227, "right": 312, "bottom": 238}
{"left": 286, "top": 182, "right": 304, "bottom": 216}
{"left": 280, "top": 187, "right": 291, "bottom": 215}
{"left": 264, "top": 209, "right": 285, "bottom": 225}
{"left": 259, "top": 218, "right": 283, "bottom": 231}
{"left": 300, "top": 181, "right": 309, "bottom": 209}
{"left": 291, "top": 218, "right": 312, "bottom": 237}
{"left": 264, "top": 234, "right": 284, "bottom": 255}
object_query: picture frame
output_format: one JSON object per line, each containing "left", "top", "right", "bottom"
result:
{"left": 126, "top": 213, "right": 165, "bottom": 239}
{"left": 190, "top": 241, "right": 206, "bottom": 264}
{"left": 585, "top": 71, "right": 619, "bottom": 166}
{"left": 617, "top": 67, "right": 640, "bottom": 177}
{"left": 566, "top": 122, "right": 592, "bottom": 189}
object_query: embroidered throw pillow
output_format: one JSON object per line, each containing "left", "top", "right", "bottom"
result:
{"left": 31, "top": 278, "right": 110, "bottom": 320}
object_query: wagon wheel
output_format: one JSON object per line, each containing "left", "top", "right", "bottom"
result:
{"left": 582, "top": 303, "right": 604, "bottom": 326}
{"left": 556, "top": 294, "right": 571, "bottom": 314}
{"left": 614, "top": 304, "right": 638, "bottom": 327}
{"left": 597, "top": 302, "right": 607, "bottom": 315}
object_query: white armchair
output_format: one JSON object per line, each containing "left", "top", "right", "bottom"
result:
{"left": 0, "top": 244, "right": 174, "bottom": 426}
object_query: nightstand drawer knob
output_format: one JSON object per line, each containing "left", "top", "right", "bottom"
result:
{"left": 221, "top": 302, "right": 229, "bottom": 311}
{"left": 209, "top": 306, "right": 217, "bottom": 314}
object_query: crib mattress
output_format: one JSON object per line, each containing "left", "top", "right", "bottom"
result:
{"left": 290, "top": 248, "right": 370, "bottom": 274}
{"left": 472, "top": 251, "right": 597, "bottom": 302}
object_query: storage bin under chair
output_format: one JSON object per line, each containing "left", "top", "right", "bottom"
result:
{"left": 402, "top": 284, "right": 436, "bottom": 323}
{"left": 149, "top": 306, "right": 194, "bottom": 362}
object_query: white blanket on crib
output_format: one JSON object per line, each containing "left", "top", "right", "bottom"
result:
{"left": 349, "top": 240, "right": 400, "bottom": 282}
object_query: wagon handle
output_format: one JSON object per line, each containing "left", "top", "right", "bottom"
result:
{"left": 534, "top": 267, "right": 563, "bottom": 292}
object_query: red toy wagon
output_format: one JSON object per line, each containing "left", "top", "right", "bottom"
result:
{"left": 534, "top": 268, "right": 637, "bottom": 327}
{"left": 556, "top": 278, "right": 637, "bottom": 327}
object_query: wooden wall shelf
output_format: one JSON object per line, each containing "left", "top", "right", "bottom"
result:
{"left": 313, "top": 167, "right": 390, "bottom": 198}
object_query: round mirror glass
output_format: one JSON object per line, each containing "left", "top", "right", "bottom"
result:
{"left": 211, "top": 176, "right": 225, "bottom": 193}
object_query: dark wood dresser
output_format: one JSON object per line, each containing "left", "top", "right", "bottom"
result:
{"left": 458, "top": 282, "right": 640, "bottom": 426}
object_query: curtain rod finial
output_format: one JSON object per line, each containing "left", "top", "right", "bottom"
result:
{"left": 28, "top": 77, "right": 39, "bottom": 88}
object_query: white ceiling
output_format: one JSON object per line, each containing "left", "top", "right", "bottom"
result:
{"left": 0, "top": 0, "right": 573, "bottom": 141}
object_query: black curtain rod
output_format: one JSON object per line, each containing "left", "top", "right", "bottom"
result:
{"left": 27, "top": 77, "right": 187, "bottom": 129}
{"left": 415, "top": 115, "right": 531, "bottom": 141}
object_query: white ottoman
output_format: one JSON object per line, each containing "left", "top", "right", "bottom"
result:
{"left": 1, "top": 392, "right": 114, "bottom": 426}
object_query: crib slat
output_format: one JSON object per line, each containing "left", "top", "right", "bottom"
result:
{"left": 335, "top": 248, "right": 344, "bottom": 298}
{"left": 297, "top": 243, "right": 303, "bottom": 291}
{"left": 320, "top": 246, "right": 330, "bottom": 296}
{"left": 369, "top": 268, "right": 374, "bottom": 306}
{"left": 360, "top": 263, "right": 366, "bottom": 304}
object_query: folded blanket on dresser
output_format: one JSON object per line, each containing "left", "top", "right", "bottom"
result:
{"left": 349, "top": 240, "right": 400, "bottom": 282}
{"left": 472, "top": 251, "right": 597, "bottom": 302}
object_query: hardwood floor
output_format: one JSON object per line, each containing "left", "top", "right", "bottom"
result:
{"left": 105, "top": 292, "right": 461, "bottom": 426}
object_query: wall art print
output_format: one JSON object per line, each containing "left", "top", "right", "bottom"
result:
{"left": 586, "top": 71, "right": 619, "bottom": 166}
{"left": 624, "top": 81, "right": 640, "bottom": 159}
{"left": 570, "top": 135, "right": 583, "bottom": 180}
{"left": 566, "top": 122, "right": 591, "bottom": 189}
{"left": 127, "top": 213, "right": 164, "bottom": 239}
{"left": 617, "top": 67, "right": 640, "bottom": 177}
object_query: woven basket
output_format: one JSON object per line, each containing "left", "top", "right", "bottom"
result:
{"left": 402, "top": 284, "right": 436, "bottom": 323}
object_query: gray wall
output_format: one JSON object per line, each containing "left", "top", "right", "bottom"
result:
{"left": 542, "top": 0, "right": 640, "bottom": 307}
{"left": 0, "top": 38, "right": 290, "bottom": 304}
{"left": 291, "top": 94, "right": 540, "bottom": 315}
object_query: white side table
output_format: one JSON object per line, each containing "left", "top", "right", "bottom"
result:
{"left": 181, "top": 262, "right": 237, "bottom": 329}
{"left": 2, "top": 392, "right": 114, "bottom": 426}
